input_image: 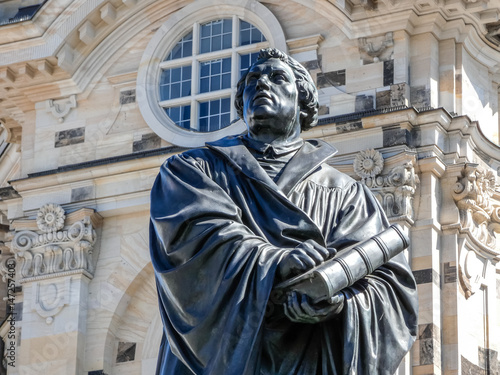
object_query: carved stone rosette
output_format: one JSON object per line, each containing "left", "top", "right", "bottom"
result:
{"left": 355, "top": 150, "right": 419, "bottom": 221}
{"left": 11, "top": 204, "right": 98, "bottom": 283}
{"left": 452, "top": 164, "right": 500, "bottom": 250}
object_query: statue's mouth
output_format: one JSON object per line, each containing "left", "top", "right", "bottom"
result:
{"left": 253, "top": 92, "right": 273, "bottom": 103}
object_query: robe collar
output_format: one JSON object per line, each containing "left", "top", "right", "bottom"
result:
{"left": 206, "top": 135, "right": 337, "bottom": 197}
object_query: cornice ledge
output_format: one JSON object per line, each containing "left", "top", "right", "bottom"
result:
{"left": 418, "top": 156, "right": 446, "bottom": 177}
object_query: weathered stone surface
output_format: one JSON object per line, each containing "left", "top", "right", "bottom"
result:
{"left": 317, "top": 69, "right": 345, "bottom": 88}
{"left": 383, "top": 60, "right": 394, "bottom": 86}
{"left": 376, "top": 90, "right": 390, "bottom": 109}
{"left": 443, "top": 262, "right": 457, "bottom": 284}
{"left": 120, "top": 89, "right": 136, "bottom": 105}
{"left": 410, "top": 85, "right": 431, "bottom": 108}
{"left": 116, "top": 342, "right": 136, "bottom": 363}
{"left": 133, "top": 133, "right": 161, "bottom": 152}
{"left": 355, "top": 94, "right": 374, "bottom": 112}
{"left": 55, "top": 127, "right": 85, "bottom": 148}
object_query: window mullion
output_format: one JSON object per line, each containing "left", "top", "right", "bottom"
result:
{"left": 193, "top": 22, "right": 200, "bottom": 55}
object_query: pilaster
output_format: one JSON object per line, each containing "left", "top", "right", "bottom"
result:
{"left": 5, "top": 204, "right": 101, "bottom": 375}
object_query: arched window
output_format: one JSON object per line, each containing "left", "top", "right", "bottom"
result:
{"left": 137, "top": 0, "right": 287, "bottom": 147}
{"left": 159, "top": 18, "right": 266, "bottom": 133}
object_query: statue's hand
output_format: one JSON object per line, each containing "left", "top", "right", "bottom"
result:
{"left": 283, "top": 291, "right": 344, "bottom": 324}
{"left": 277, "top": 240, "right": 331, "bottom": 281}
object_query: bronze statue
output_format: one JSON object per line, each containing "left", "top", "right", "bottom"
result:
{"left": 150, "top": 48, "right": 418, "bottom": 375}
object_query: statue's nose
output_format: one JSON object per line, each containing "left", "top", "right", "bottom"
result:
{"left": 256, "top": 75, "right": 270, "bottom": 90}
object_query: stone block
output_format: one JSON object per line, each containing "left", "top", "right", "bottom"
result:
{"left": 383, "top": 127, "right": 411, "bottom": 147}
{"left": 411, "top": 85, "right": 431, "bottom": 108}
{"left": 133, "top": 133, "right": 161, "bottom": 152}
{"left": 317, "top": 69, "right": 345, "bottom": 88}
{"left": 383, "top": 60, "right": 394, "bottom": 86}
{"left": 346, "top": 63, "right": 384, "bottom": 92}
{"left": 376, "top": 90, "right": 390, "bottom": 109}
{"left": 413, "top": 268, "right": 438, "bottom": 285}
{"left": 355, "top": 94, "right": 374, "bottom": 112}
{"left": 55, "top": 127, "right": 85, "bottom": 148}
{"left": 119, "top": 90, "right": 136, "bottom": 105}
{"left": 71, "top": 186, "right": 95, "bottom": 202}
{"left": 443, "top": 262, "right": 457, "bottom": 283}
{"left": 116, "top": 342, "right": 136, "bottom": 363}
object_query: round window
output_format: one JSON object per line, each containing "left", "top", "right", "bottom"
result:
{"left": 137, "top": 0, "right": 287, "bottom": 147}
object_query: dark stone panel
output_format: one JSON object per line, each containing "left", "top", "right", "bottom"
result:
{"left": 410, "top": 85, "right": 431, "bottom": 108}
{"left": 302, "top": 60, "right": 321, "bottom": 72}
{"left": 355, "top": 95, "right": 374, "bottom": 112}
{"left": 383, "top": 60, "right": 394, "bottom": 86}
{"left": 443, "top": 262, "right": 457, "bottom": 284}
{"left": 316, "top": 69, "right": 346, "bottom": 88}
{"left": 13, "top": 302, "right": 22, "bottom": 322}
{"left": 55, "top": 127, "right": 85, "bottom": 148}
{"left": 383, "top": 127, "right": 411, "bottom": 147}
{"left": 420, "top": 338, "right": 434, "bottom": 365}
{"left": 88, "top": 371, "right": 107, "bottom": 375}
{"left": 419, "top": 323, "right": 437, "bottom": 340}
{"left": 14, "top": 286, "right": 22, "bottom": 294}
{"left": 335, "top": 121, "right": 362, "bottom": 134}
{"left": 413, "top": 269, "right": 433, "bottom": 284}
{"left": 133, "top": 133, "right": 161, "bottom": 153}
{"left": 119, "top": 89, "right": 136, "bottom": 105}
{"left": 0, "top": 187, "right": 20, "bottom": 201}
{"left": 71, "top": 186, "right": 95, "bottom": 202}
{"left": 462, "top": 355, "right": 485, "bottom": 374}
{"left": 479, "top": 347, "right": 500, "bottom": 373}
{"left": 413, "top": 269, "right": 439, "bottom": 285}
{"left": 116, "top": 342, "right": 136, "bottom": 363}
{"left": 376, "top": 90, "right": 391, "bottom": 109}
{"left": 318, "top": 105, "right": 329, "bottom": 116}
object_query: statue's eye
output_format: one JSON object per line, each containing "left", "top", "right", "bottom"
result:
{"left": 246, "top": 73, "right": 259, "bottom": 84}
{"left": 272, "top": 72, "right": 287, "bottom": 82}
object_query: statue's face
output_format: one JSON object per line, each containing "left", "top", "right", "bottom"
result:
{"left": 242, "top": 58, "right": 300, "bottom": 140}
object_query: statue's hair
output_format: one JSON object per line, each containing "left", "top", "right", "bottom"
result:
{"left": 234, "top": 48, "right": 319, "bottom": 131}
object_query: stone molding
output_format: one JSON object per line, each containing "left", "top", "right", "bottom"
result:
{"left": 45, "top": 95, "right": 77, "bottom": 123}
{"left": 358, "top": 32, "right": 394, "bottom": 64}
{"left": 452, "top": 163, "right": 500, "bottom": 251}
{"left": 355, "top": 149, "right": 419, "bottom": 221}
{"left": 10, "top": 204, "right": 100, "bottom": 284}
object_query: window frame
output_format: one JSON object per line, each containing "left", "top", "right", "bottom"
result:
{"left": 137, "top": 0, "right": 287, "bottom": 147}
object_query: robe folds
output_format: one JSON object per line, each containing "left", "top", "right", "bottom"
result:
{"left": 150, "top": 135, "right": 418, "bottom": 375}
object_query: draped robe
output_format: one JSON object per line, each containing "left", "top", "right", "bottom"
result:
{"left": 150, "top": 136, "right": 418, "bottom": 375}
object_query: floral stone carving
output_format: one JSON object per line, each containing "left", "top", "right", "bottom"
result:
{"left": 355, "top": 150, "right": 419, "bottom": 221}
{"left": 452, "top": 164, "right": 500, "bottom": 250}
{"left": 11, "top": 204, "right": 99, "bottom": 283}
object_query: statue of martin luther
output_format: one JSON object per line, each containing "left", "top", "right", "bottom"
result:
{"left": 150, "top": 48, "right": 418, "bottom": 375}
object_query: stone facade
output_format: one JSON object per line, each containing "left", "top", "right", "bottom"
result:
{"left": 0, "top": 0, "right": 499, "bottom": 374}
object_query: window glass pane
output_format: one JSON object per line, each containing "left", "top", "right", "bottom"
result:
{"left": 199, "top": 19, "right": 232, "bottom": 54}
{"left": 165, "top": 31, "right": 193, "bottom": 61}
{"left": 239, "top": 52, "right": 260, "bottom": 77}
{"left": 165, "top": 105, "right": 191, "bottom": 129}
{"left": 159, "top": 65, "right": 192, "bottom": 101}
{"left": 239, "top": 20, "right": 266, "bottom": 46}
{"left": 199, "top": 58, "right": 231, "bottom": 93}
{"left": 198, "top": 98, "right": 231, "bottom": 132}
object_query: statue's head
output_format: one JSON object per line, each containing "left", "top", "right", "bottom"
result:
{"left": 235, "top": 48, "right": 319, "bottom": 132}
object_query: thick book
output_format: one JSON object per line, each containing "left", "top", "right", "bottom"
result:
{"left": 272, "top": 224, "right": 410, "bottom": 304}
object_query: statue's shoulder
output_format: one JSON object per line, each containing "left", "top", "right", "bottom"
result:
{"left": 163, "top": 135, "right": 242, "bottom": 168}
{"left": 312, "top": 164, "right": 356, "bottom": 190}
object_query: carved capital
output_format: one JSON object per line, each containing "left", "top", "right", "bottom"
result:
{"left": 452, "top": 164, "right": 500, "bottom": 250}
{"left": 11, "top": 204, "right": 100, "bottom": 284}
{"left": 356, "top": 150, "right": 419, "bottom": 221}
